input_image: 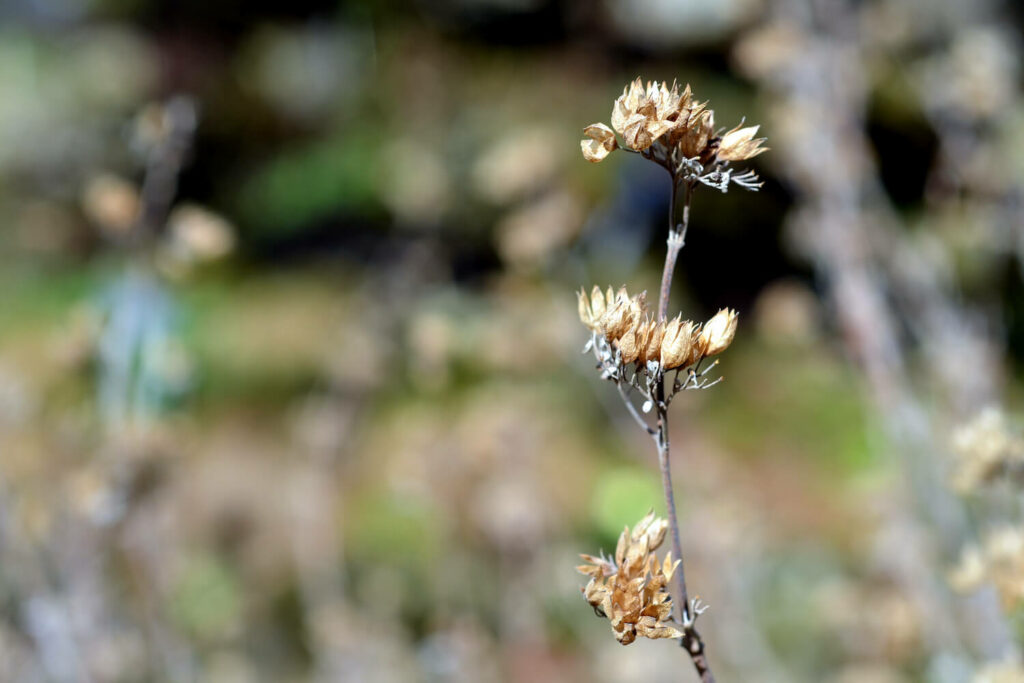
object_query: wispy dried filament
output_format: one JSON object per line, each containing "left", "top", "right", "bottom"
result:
{"left": 577, "top": 512, "right": 684, "bottom": 644}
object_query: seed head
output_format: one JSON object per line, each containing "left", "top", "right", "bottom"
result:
{"left": 660, "top": 317, "right": 697, "bottom": 370}
{"left": 610, "top": 79, "right": 687, "bottom": 152}
{"left": 698, "top": 308, "right": 739, "bottom": 357}
{"left": 577, "top": 285, "right": 613, "bottom": 331}
{"left": 716, "top": 124, "right": 768, "bottom": 162}
{"left": 581, "top": 123, "right": 618, "bottom": 163}
{"left": 577, "top": 511, "right": 684, "bottom": 645}
{"left": 637, "top": 318, "right": 666, "bottom": 366}
{"left": 617, "top": 325, "right": 642, "bottom": 364}
{"left": 601, "top": 289, "right": 647, "bottom": 342}
{"left": 677, "top": 107, "right": 715, "bottom": 160}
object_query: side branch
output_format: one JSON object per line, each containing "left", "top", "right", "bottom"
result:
{"left": 617, "top": 381, "right": 657, "bottom": 436}
{"left": 658, "top": 182, "right": 692, "bottom": 321}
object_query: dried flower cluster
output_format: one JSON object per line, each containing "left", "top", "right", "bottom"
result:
{"left": 972, "top": 660, "right": 1024, "bottom": 683}
{"left": 950, "top": 408, "right": 1024, "bottom": 493}
{"left": 579, "top": 285, "right": 737, "bottom": 408}
{"left": 574, "top": 78, "right": 761, "bottom": 681}
{"left": 577, "top": 512, "right": 684, "bottom": 644}
{"left": 950, "top": 526, "right": 1024, "bottom": 609}
{"left": 582, "top": 78, "right": 766, "bottom": 192}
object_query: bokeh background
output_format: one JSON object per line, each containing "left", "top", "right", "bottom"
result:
{"left": 3, "top": 0, "right": 1024, "bottom": 681}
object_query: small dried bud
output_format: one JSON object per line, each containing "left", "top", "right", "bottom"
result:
{"left": 618, "top": 326, "right": 642, "bottom": 364}
{"left": 637, "top": 318, "right": 665, "bottom": 365}
{"left": 600, "top": 289, "right": 649, "bottom": 342}
{"left": 581, "top": 123, "right": 618, "bottom": 163}
{"left": 577, "top": 285, "right": 610, "bottom": 331}
{"left": 660, "top": 317, "right": 697, "bottom": 370}
{"left": 699, "top": 308, "right": 739, "bottom": 357}
{"left": 687, "top": 324, "right": 709, "bottom": 367}
{"left": 716, "top": 124, "right": 768, "bottom": 162}
{"left": 678, "top": 108, "right": 714, "bottom": 159}
{"left": 82, "top": 173, "right": 140, "bottom": 235}
{"left": 665, "top": 95, "right": 709, "bottom": 147}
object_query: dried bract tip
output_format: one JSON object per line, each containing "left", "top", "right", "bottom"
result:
{"left": 581, "top": 123, "right": 618, "bottom": 163}
{"left": 578, "top": 512, "right": 683, "bottom": 645}
{"left": 699, "top": 308, "right": 739, "bottom": 357}
{"left": 717, "top": 124, "right": 768, "bottom": 162}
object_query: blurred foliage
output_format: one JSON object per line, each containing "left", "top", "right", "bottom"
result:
{"left": 1, "top": 0, "right": 1024, "bottom": 681}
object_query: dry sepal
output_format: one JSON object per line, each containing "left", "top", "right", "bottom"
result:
{"left": 577, "top": 511, "right": 684, "bottom": 645}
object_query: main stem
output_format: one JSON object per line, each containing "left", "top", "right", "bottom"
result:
{"left": 657, "top": 179, "right": 714, "bottom": 682}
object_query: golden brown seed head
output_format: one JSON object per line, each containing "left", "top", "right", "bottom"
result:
{"left": 716, "top": 124, "right": 768, "bottom": 162}
{"left": 699, "top": 308, "right": 739, "bottom": 357}
{"left": 610, "top": 78, "right": 687, "bottom": 152}
{"left": 581, "top": 123, "right": 618, "bottom": 163}
{"left": 617, "top": 326, "right": 642, "bottom": 364}
{"left": 677, "top": 108, "right": 714, "bottom": 159}
{"left": 600, "top": 289, "right": 649, "bottom": 342}
{"left": 638, "top": 318, "right": 666, "bottom": 365}
{"left": 577, "top": 511, "right": 684, "bottom": 645}
{"left": 660, "top": 317, "right": 697, "bottom": 370}
{"left": 577, "top": 286, "right": 606, "bottom": 331}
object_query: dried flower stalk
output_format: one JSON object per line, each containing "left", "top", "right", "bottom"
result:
{"left": 576, "top": 79, "right": 766, "bottom": 682}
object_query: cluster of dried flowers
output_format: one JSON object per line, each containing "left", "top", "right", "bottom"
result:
{"left": 579, "top": 285, "right": 737, "bottom": 407}
{"left": 574, "top": 79, "right": 764, "bottom": 681}
{"left": 577, "top": 512, "right": 689, "bottom": 645}
{"left": 581, "top": 78, "right": 767, "bottom": 192}
{"left": 972, "top": 659, "right": 1024, "bottom": 683}
{"left": 949, "top": 408, "right": 1024, "bottom": 493}
{"left": 948, "top": 411, "right": 1024, "bottom": 613}
{"left": 950, "top": 526, "right": 1024, "bottom": 610}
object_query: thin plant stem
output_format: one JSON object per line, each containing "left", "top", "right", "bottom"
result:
{"left": 659, "top": 182, "right": 691, "bottom": 320}
{"left": 655, "top": 176, "right": 714, "bottom": 682}
{"left": 617, "top": 381, "right": 656, "bottom": 436}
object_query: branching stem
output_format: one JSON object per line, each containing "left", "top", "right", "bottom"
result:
{"left": 659, "top": 182, "right": 691, "bottom": 320}
{"left": 617, "top": 381, "right": 656, "bottom": 436}
{"left": 655, "top": 175, "right": 714, "bottom": 682}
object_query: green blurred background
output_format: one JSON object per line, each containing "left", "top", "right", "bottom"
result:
{"left": 2, "top": 0, "right": 1024, "bottom": 681}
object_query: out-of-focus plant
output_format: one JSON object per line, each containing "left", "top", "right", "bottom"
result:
{"left": 948, "top": 408, "right": 1024, "bottom": 679}
{"left": 574, "top": 78, "right": 766, "bottom": 682}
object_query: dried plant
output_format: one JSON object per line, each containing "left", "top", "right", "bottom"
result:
{"left": 575, "top": 79, "right": 766, "bottom": 682}
{"left": 577, "top": 511, "right": 688, "bottom": 645}
{"left": 950, "top": 408, "right": 1024, "bottom": 494}
{"left": 950, "top": 526, "right": 1024, "bottom": 610}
